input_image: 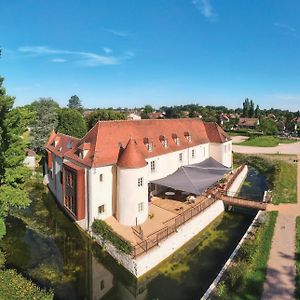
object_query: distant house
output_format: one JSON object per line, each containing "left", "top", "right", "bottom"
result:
{"left": 148, "top": 111, "right": 164, "bottom": 119}
{"left": 23, "top": 148, "right": 36, "bottom": 169}
{"left": 238, "top": 117, "right": 259, "bottom": 129}
{"left": 292, "top": 117, "right": 300, "bottom": 132}
{"left": 127, "top": 113, "right": 141, "bottom": 120}
{"left": 218, "top": 114, "right": 230, "bottom": 126}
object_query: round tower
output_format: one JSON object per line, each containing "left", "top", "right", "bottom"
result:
{"left": 117, "top": 138, "right": 148, "bottom": 226}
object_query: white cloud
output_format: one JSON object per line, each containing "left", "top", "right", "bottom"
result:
{"left": 192, "top": 0, "right": 218, "bottom": 21}
{"left": 18, "top": 46, "right": 134, "bottom": 66}
{"left": 105, "top": 29, "right": 128, "bottom": 37}
{"left": 103, "top": 47, "right": 113, "bottom": 54}
{"left": 273, "top": 22, "right": 296, "bottom": 32}
{"left": 51, "top": 58, "right": 66, "bottom": 63}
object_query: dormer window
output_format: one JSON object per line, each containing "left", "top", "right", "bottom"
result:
{"left": 159, "top": 135, "right": 168, "bottom": 148}
{"left": 67, "top": 141, "right": 73, "bottom": 149}
{"left": 52, "top": 138, "right": 59, "bottom": 147}
{"left": 77, "top": 149, "right": 84, "bottom": 159}
{"left": 184, "top": 132, "right": 192, "bottom": 143}
{"left": 172, "top": 134, "right": 180, "bottom": 145}
{"left": 144, "top": 138, "right": 153, "bottom": 152}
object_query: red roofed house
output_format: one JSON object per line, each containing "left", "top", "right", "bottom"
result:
{"left": 44, "top": 119, "right": 232, "bottom": 230}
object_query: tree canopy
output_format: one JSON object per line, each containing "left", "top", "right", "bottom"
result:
{"left": 30, "top": 98, "right": 59, "bottom": 151}
{"left": 85, "top": 109, "right": 125, "bottom": 130}
{"left": 67, "top": 95, "right": 83, "bottom": 112}
{"left": 0, "top": 77, "right": 30, "bottom": 239}
{"left": 57, "top": 108, "right": 87, "bottom": 138}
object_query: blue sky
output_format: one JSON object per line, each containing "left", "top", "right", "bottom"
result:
{"left": 1, "top": 0, "right": 300, "bottom": 111}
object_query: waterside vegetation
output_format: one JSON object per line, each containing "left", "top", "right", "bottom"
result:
{"left": 211, "top": 211, "right": 278, "bottom": 300}
{"left": 234, "top": 154, "right": 297, "bottom": 204}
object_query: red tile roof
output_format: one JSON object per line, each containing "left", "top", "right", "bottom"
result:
{"left": 45, "top": 119, "right": 229, "bottom": 168}
{"left": 204, "top": 122, "right": 231, "bottom": 143}
{"left": 45, "top": 131, "right": 79, "bottom": 158}
{"left": 238, "top": 117, "right": 259, "bottom": 127}
{"left": 117, "top": 138, "right": 147, "bottom": 169}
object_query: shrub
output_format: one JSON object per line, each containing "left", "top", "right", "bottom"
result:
{"left": 92, "top": 219, "right": 133, "bottom": 254}
{"left": 0, "top": 269, "right": 53, "bottom": 300}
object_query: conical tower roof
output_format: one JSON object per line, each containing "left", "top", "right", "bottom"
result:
{"left": 117, "top": 138, "right": 147, "bottom": 169}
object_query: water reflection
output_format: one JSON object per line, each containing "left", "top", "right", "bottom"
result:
{"left": 1, "top": 180, "right": 258, "bottom": 300}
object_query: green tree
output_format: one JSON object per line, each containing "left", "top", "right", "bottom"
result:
{"left": 249, "top": 100, "right": 255, "bottom": 117}
{"left": 143, "top": 104, "right": 154, "bottom": 114}
{"left": 85, "top": 109, "right": 125, "bottom": 130}
{"left": 30, "top": 98, "right": 59, "bottom": 151}
{"left": 57, "top": 108, "right": 87, "bottom": 138}
{"left": 259, "top": 118, "right": 278, "bottom": 135}
{"left": 0, "top": 76, "right": 30, "bottom": 239}
{"left": 255, "top": 105, "right": 260, "bottom": 118}
{"left": 67, "top": 95, "right": 83, "bottom": 112}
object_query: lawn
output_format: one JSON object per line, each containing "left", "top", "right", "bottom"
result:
{"left": 212, "top": 211, "right": 278, "bottom": 300}
{"left": 237, "top": 136, "right": 296, "bottom": 147}
{"left": 272, "top": 160, "right": 297, "bottom": 204}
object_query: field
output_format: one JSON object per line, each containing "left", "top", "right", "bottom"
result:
{"left": 236, "top": 136, "right": 296, "bottom": 147}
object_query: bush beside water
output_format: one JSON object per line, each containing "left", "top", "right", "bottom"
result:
{"left": 211, "top": 211, "right": 278, "bottom": 300}
{"left": 92, "top": 219, "right": 133, "bottom": 255}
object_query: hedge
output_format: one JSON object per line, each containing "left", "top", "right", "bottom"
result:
{"left": 92, "top": 219, "right": 133, "bottom": 255}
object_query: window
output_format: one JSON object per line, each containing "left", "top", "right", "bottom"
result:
{"left": 150, "top": 161, "right": 156, "bottom": 172}
{"left": 138, "top": 202, "right": 144, "bottom": 212}
{"left": 147, "top": 142, "right": 153, "bottom": 152}
{"left": 100, "top": 280, "right": 105, "bottom": 291}
{"left": 192, "top": 149, "right": 195, "bottom": 158}
{"left": 185, "top": 132, "right": 192, "bottom": 142}
{"left": 162, "top": 139, "right": 168, "bottom": 148}
{"left": 98, "top": 205, "right": 105, "bottom": 214}
{"left": 138, "top": 177, "right": 143, "bottom": 187}
{"left": 60, "top": 171, "right": 63, "bottom": 184}
{"left": 179, "top": 153, "right": 183, "bottom": 162}
{"left": 65, "top": 195, "right": 76, "bottom": 215}
{"left": 67, "top": 141, "right": 73, "bottom": 149}
{"left": 66, "top": 172, "right": 73, "bottom": 187}
{"left": 160, "top": 135, "right": 168, "bottom": 148}
{"left": 99, "top": 174, "right": 104, "bottom": 182}
{"left": 175, "top": 137, "right": 180, "bottom": 145}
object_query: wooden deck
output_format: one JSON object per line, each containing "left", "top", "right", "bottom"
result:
{"left": 219, "top": 194, "right": 267, "bottom": 210}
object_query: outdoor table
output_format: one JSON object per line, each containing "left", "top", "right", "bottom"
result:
{"left": 165, "top": 191, "right": 175, "bottom": 198}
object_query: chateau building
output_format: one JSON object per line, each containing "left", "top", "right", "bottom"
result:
{"left": 44, "top": 119, "right": 232, "bottom": 230}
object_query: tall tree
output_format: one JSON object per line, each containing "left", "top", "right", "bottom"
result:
{"left": 67, "top": 95, "right": 83, "bottom": 112}
{"left": 0, "top": 76, "right": 30, "bottom": 239}
{"left": 57, "top": 108, "right": 87, "bottom": 138}
{"left": 242, "top": 98, "right": 250, "bottom": 117}
{"left": 255, "top": 105, "right": 260, "bottom": 118}
{"left": 30, "top": 98, "right": 59, "bottom": 151}
{"left": 249, "top": 100, "right": 254, "bottom": 117}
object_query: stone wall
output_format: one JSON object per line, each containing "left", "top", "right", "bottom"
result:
{"left": 93, "top": 200, "right": 225, "bottom": 277}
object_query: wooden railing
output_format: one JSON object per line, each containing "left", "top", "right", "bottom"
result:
{"left": 224, "top": 164, "right": 246, "bottom": 192}
{"left": 132, "top": 197, "right": 217, "bottom": 258}
{"left": 219, "top": 193, "right": 267, "bottom": 210}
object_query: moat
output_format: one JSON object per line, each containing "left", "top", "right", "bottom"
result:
{"left": 0, "top": 168, "right": 266, "bottom": 300}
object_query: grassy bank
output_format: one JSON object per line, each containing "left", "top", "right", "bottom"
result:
{"left": 272, "top": 160, "right": 297, "bottom": 204}
{"left": 234, "top": 154, "right": 297, "bottom": 204}
{"left": 236, "top": 136, "right": 295, "bottom": 147}
{"left": 211, "top": 211, "right": 278, "bottom": 300}
{"left": 295, "top": 217, "right": 300, "bottom": 300}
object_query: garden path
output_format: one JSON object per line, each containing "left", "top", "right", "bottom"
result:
{"left": 262, "top": 156, "right": 300, "bottom": 300}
